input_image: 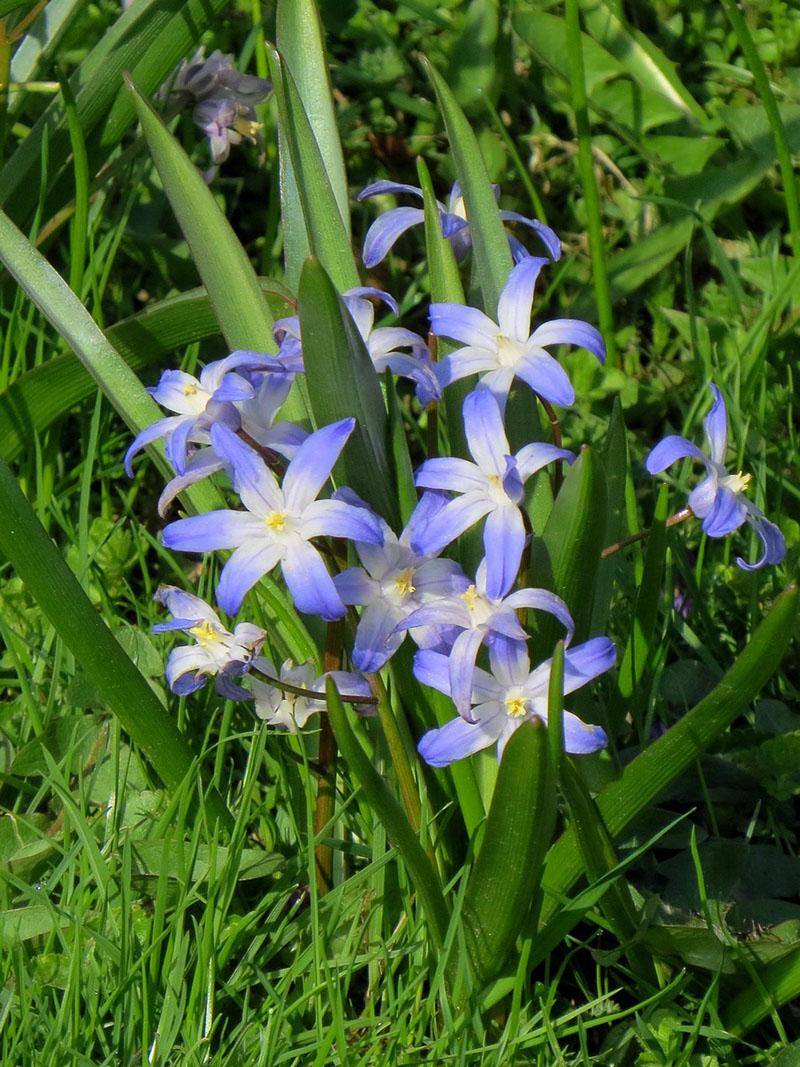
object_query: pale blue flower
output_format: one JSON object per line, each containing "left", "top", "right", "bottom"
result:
{"left": 152, "top": 585, "right": 265, "bottom": 699}
{"left": 162, "top": 421, "right": 383, "bottom": 619}
{"left": 416, "top": 636, "right": 614, "bottom": 766}
{"left": 646, "top": 383, "right": 785, "bottom": 571}
{"left": 332, "top": 489, "right": 464, "bottom": 673}
{"left": 396, "top": 557, "right": 574, "bottom": 716}
{"left": 357, "top": 180, "right": 561, "bottom": 267}
{"left": 249, "top": 657, "right": 372, "bottom": 731}
{"left": 411, "top": 388, "right": 574, "bottom": 599}
{"left": 431, "top": 256, "right": 605, "bottom": 413}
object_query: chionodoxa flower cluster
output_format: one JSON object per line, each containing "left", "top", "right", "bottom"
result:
{"left": 128, "top": 180, "right": 785, "bottom": 761}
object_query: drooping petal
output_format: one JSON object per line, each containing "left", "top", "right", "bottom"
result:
{"left": 361, "top": 207, "right": 425, "bottom": 267}
{"left": 436, "top": 346, "right": 502, "bottom": 387}
{"left": 429, "top": 303, "right": 500, "bottom": 348}
{"left": 412, "top": 649, "right": 453, "bottom": 696}
{"left": 738, "top": 503, "right": 786, "bottom": 571}
{"left": 216, "top": 540, "right": 284, "bottom": 615}
{"left": 211, "top": 373, "right": 255, "bottom": 404}
{"left": 448, "top": 627, "right": 487, "bottom": 714}
{"left": 153, "top": 585, "right": 220, "bottom": 625}
{"left": 700, "top": 485, "right": 748, "bottom": 538}
{"left": 401, "top": 489, "right": 451, "bottom": 546}
{"left": 488, "top": 635, "right": 530, "bottom": 688}
{"left": 394, "top": 599, "right": 470, "bottom": 633}
{"left": 477, "top": 367, "right": 517, "bottom": 412}
{"left": 686, "top": 472, "right": 719, "bottom": 519}
{"left": 496, "top": 256, "right": 549, "bottom": 342}
{"left": 704, "top": 383, "right": 728, "bottom": 466}
{"left": 351, "top": 600, "right": 405, "bottom": 673}
{"left": 499, "top": 210, "right": 562, "bottom": 261}
{"left": 162, "top": 509, "right": 261, "bottom": 552}
{"left": 515, "top": 441, "right": 575, "bottom": 481}
{"left": 503, "top": 588, "right": 575, "bottom": 644}
{"left": 482, "top": 505, "right": 526, "bottom": 600}
{"left": 158, "top": 449, "right": 224, "bottom": 517}
{"left": 409, "top": 492, "right": 494, "bottom": 557}
{"left": 282, "top": 418, "right": 355, "bottom": 513}
{"left": 164, "top": 414, "right": 198, "bottom": 474}
{"left": 209, "top": 423, "right": 283, "bottom": 514}
{"left": 529, "top": 319, "right": 606, "bottom": 364}
{"left": 281, "top": 538, "right": 345, "bottom": 620}
{"left": 251, "top": 420, "right": 309, "bottom": 460}
{"left": 411, "top": 557, "right": 465, "bottom": 596}
{"left": 372, "top": 352, "right": 441, "bottom": 406}
{"left": 124, "top": 415, "right": 186, "bottom": 476}
{"left": 515, "top": 349, "right": 575, "bottom": 407}
{"left": 645, "top": 435, "right": 708, "bottom": 475}
{"left": 418, "top": 714, "right": 500, "bottom": 767}
{"left": 463, "top": 388, "right": 511, "bottom": 477}
{"left": 332, "top": 567, "right": 377, "bottom": 605}
{"left": 358, "top": 180, "right": 425, "bottom": 202}
{"left": 165, "top": 646, "right": 213, "bottom": 694}
{"left": 560, "top": 710, "right": 608, "bottom": 754}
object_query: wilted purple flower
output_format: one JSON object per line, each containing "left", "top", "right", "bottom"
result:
{"left": 249, "top": 657, "right": 372, "bottom": 731}
{"left": 416, "top": 636, "right": 614, "bottom": 766}
{"left": 357, "top": 180, "right": 561, "bottom": 267}
{"left": 151, "top": 585, "right": 265, "bottom": 699}
{"left": 411, "top": 388, "right": 574, "bottom": 599}
{"left": 646, "top": 383, "right": 785, "bottom": 571}
{"left": 125, "top": 352, "right": 274, "bottom": 477}
{"left": 431, "top": 256, "right": 606, "bottom": 413}
{"left": 159, "top": 48, "right": 272, "bottom": 166}
{"left": 396, "top": 557, "right": 574, "bottom": 716}
{"left": 162, "top": 421, "right": 383, "bottom": 619}
{"left": 332, "top": 489, "right": 464, "bottom": 673}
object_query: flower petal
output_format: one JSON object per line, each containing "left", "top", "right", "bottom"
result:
{"left": 300, "top": 498, "right": 383, "bottom": 543}
{"left": 482, "top": 505, "right": 526, "bottom": 600}
{"left": 216, "top": 540, "right": 284, "bottom": 615}
{"left": 418, "top": 714, "right": 500, "bottom": 767}
{"left": 562, "top": 637, "right": 616, "bottom": 695}
{"left": 124, "top": 415, "right": 185, "bottom": 476}
{"left": 463, "top": 388, "right": 511, "bottom": 477}
{"left": 282, "top": 418, "right": 355, "bottom": 513}
{"left": 496, "top": 256, "right": 549, "bottom": 342}
{"left": 158, "top": 449, "right": 224, "bottom": 517}
{"left": 686, "top": 472, "right": 719, "bottom": 519}
{"left": 488, "top": 635, "right": 531, "bottom": 688}
{"left": 515, "top": 441, "right": 575, "bottom": 481}
{"left": 503, "top": 588, "right": 575, "bottom": 644}
{"left": 430, "top": 303, "right": 500, "bottom": 348}
{"left": 409, "top": 492, "right": 494, "bottom": 557}
{"left": 352, "top": 600, "right": 405, "bottom": 672}
{"left": 436, "top": 346, "right": 501, "bottom": 387}
{"left": 358, "top": 180, "right": 424, "bottom": 201}
{"left": 412, "top": 649, "right": 452, "bottom": 696}
{"left": 162, "top": 510, "right": 261, "bottom": 552}
{"left": 414, "top": 457, "right": 486, "bottom": 493}
{"left": 515, "top": 349, "right": 575, "bottom": 407}
{"left": 645, "top": 435, "right": 708, "bottom": 475}
{"left": 281, "top": 538, "right": 345, "bottom": 620}
{"left": 361, "top": 207, "right": 425, "bottom": 267}
{"left": 529, "top": 319, "right": 606, "bottom": 364}
{"left": 499, "top": 210, "right": 562, "bottom": 261}
{"left": 700, "top": 485, "right": 748, "bottom": 538}
{"left": 332, "top": 567, "right": 377, "bottom": 605}
{"left": 704, "top": 383, "right": 728, "bottom": 465}
{"left": 448, "top": 628, "right": 486, "bottom": 714}
{"left": 209, "top": 422, "right": 283, "bottom": 514}
{"left": 738, "top": 503, "right": 786, "bottom": 571}
{"left": 561, "top": 711, "right": 608, "bottom": 754}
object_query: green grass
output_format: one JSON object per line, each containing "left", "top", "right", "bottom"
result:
{"left": 0, "top": 0, "right": 799, "bottom": 1062}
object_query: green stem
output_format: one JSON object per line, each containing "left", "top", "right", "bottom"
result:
{"left": 60, "top": 71, "right": 90, "bottom": 299}
{"left": 564, "top": 0, "right": 618, "bottom": 367}
{"left": 314, "top": 621, "right": 342, "bottom": 896}
{"left": 371, "top": 673, "right": 422, "bottom": 836}
{"left": 719, "top": 0, "right": 800, "bottom": 252}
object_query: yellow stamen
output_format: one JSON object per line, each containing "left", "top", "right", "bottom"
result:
{"left": 190, "top": 620, "right": 218, "bottom": 647}
{"left": 265, "top": 511, "right": 287, "bottom": 531}
{"left": 726, "top": 470, "right": 752, "bottom": 494}
{"left": 505, "top": 695, "right": 528, "bottom": 719}
{"left": 233, "top": 117, "right": 262, "bottom": 141}
{"left": 393, "top": 568, "right": 416, "bottom": 598}
{"left": 461, "top": 584, "right": 478, "bottom": 611}
{"left": 183, "top": 383, "right": 198, "bottom": 397}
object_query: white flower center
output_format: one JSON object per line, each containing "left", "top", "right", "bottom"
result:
{"left": 264, "top": 510, "right": 288, "bottom": 532}
{"left": 721, "top": 469, "right": 752, "bottom": 495}
{"left": 190, "top": 620, "right": 221, "bottom": 649}
{"left": 495, "top": 333, "right": 524, "bottom": 367}
{"left": 460, "top": 584, "right": 494, "bottom": 626}
{"left": 392, "top": 568, "right": 416, "bottom": 599}
{"left": 504, "top": 692, "right": 529, "bottom": 719}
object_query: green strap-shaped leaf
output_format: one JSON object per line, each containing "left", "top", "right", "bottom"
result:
{"left": 275, "top": 0, "right": 349, "bottom": 292}
{"left": 421, "top": 55, "right": 512, "bottom": 317}
{"left": 532, "top": 446, "right": 607, "bottom": 651}
{"left": 724, "top": 943, "right": 800, "bottom": 1036}
{"left": 298, "top": 257, "right": 400, "bottom": 531}
{"left": 535, "top": 585, "right": 799, "bottom": 960}
{"left": 267, "top": 49, "right": 359, "bottom": 293}
{"left": 0, "top": 455, "right": 233, "bottom": 831}
{"left": 0, "top": 279, "right": 294, "bottom": 463}
{"left": 462, "top": 718, "right": 555, "bottom": 987}
{"left": 590, "top": 397, "right": 634, "bottom": 634}
{"left": 325, "top": 679, "right": 450, "bottom": 950}
{"left": 126, "top": 77, "right": 276, "bottom": 356}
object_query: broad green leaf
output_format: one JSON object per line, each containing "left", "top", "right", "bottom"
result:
{"left": 422, "top": 55, "right": 512, "bottom": 316}
{"left": 532, "top": 446, "right": 606, "bottom": 651}
{"left": 275, "top": 0, "right": 352, "bottom": 290}
{"left": 725, "top": 946, "right": 800, "bottom": 1036}
{"left": 298, "top": 258, "right": 400, "bottom": 530}
{"left": 0, "top": 454, "right": 233, "bottom": 830}
{"left": 267, "top": 49, "right": 359, "bottom": 292}
{"left": 579, "top": 0, "right": 709, "bottom": 127}
{"left": 131, "top": 841, "right": 284, "bottom": 883}
{"left": 0, "top": 905, "right": 70, "bottom": 944}
{"left": 536, "top": 586, "right": 799, "bottom": 960}
{"left": 590, "top": 398, "right": 633, "bottom": 635}
{"left": 1, "top": 0, "right": 232, "bottom": 221}
{"left": 126, "top": 76, "right": 277, "bottom": 356}
{"left": 385, "top": 371, "right": 418, "bottom": 526}
{"left": 0, "top": 280, "right": 293, "bottom": 463}
{"left": 325, "top": 679, "right": 450, "bottom": 950}
{"left": 462, "top": 719, "right": 554, "bottom": 987}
